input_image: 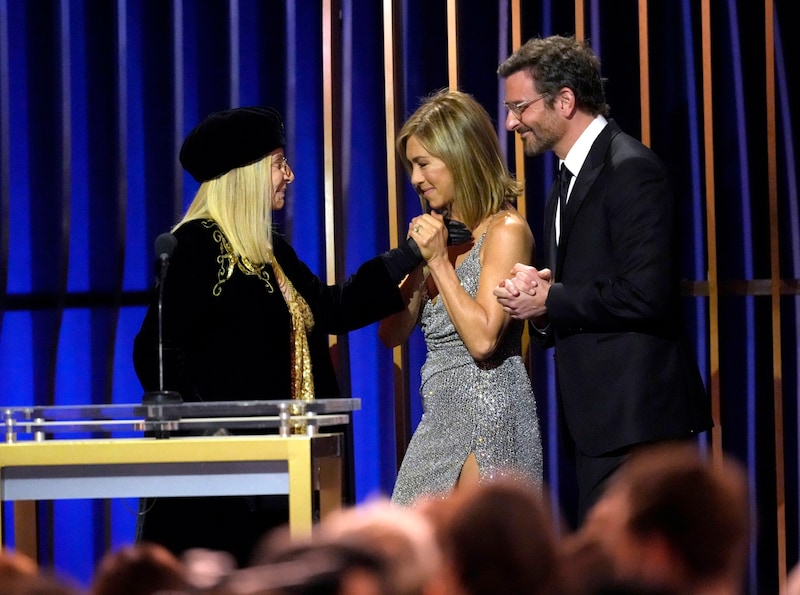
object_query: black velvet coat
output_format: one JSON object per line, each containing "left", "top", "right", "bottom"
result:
{"left": 134, "top": 219, "right": 404, "bottom": 402}
{"left": 132, "top": 219, "right": 404, "bottom": 565}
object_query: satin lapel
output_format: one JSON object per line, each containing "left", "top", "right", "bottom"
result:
{"left": 559, "top": 163, "right": 603, "bottom": 246}
{"left": 557, "top": 120, "right": 621, "bottom": 273}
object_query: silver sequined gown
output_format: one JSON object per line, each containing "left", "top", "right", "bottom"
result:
{"left": 391, "top": 231, "right": 544, "bottom": 507}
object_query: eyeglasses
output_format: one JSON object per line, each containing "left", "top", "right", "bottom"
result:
{"left": 503, "top": 93, "right": 547, "bottom": 118}
{"left": 274, "top": 155, "right": 292, "bottom": 175}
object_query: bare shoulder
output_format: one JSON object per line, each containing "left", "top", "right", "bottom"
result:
{"left": 486, "top": 208, "right": 534, "bottom": 243}
{"left": 482, "top": 208, "right": 535, "bottom": 263}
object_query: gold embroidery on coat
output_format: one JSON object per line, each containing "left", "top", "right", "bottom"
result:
{"left": 205, "top": 222, "right": 275, "bottom": 296}
{"left": 202, "top": 221, "right": 315, "bottom": 432}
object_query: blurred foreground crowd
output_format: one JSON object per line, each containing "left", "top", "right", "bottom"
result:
{"left": 1, "top": 443, "right": 796, "bottom": 595}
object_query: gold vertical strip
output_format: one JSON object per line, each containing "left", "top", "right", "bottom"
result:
{"left": 700, "top": 0, "right": 721, "bottom": 459}
{"left": 511, "top": 0, "right": 525, "bottom": 210}
{"left": 13, "top": 502, "right": 38, "bottom": 561}
{"left": 509, "top": 1, "right": 530, "bottom": 363}
{"left": 448, "top": 0, "right": 458, "bottom": 90}
{"left": 575, "top": 0, "right": 584, "bottom": 42}
{"left": 322, "top": 0, "right": 337, "bottom": 285}
{"left": 384, "top": 0, "right": 412, "bottom": 465}
{"left": 384, "top": 1, "right": 400, "bottom": 248}
{"left": 763, "top": 0, "right": 786, "bottom": 587}
{"left": 321, "top": 0, "right": 348, "bottom": 385}
{"left": 638, "top": 0, "right": 651, "bottom": 147}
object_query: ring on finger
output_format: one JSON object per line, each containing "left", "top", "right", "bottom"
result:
{"left": 413, "top": 225, "right": 421, "bottom": 233}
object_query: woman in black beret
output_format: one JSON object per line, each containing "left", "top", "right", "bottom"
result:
{"left": 132, "top": 106, "right": 422, "bottom": 567}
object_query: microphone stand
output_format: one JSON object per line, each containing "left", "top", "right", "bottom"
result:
{"left": 143, "top": 233, "right": 182, "bottom": 437}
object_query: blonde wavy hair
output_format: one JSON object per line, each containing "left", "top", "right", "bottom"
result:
{"left": 396, "top": 89, "right": 523, "bottom": 229}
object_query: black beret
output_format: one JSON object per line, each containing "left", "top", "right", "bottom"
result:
{"left": 179, "top": 106, "right": 286, "bottom": 183}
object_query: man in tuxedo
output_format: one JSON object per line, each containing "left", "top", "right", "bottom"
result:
{"left": 492, "top": 35, "right": 712, "bottom": 524}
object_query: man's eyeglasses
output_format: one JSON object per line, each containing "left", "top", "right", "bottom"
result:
{"left": 503, "top": 93, "right": 547, "bottom": 118}
{"left": 274, "top": 155, "right": 292, "bottom": 175}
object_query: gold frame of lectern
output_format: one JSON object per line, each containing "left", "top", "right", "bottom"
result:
{"left": 0, "top": 400, "right": 354, "bottom": 562}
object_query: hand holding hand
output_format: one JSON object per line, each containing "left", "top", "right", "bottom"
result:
{"left": 493, "top": 265, "right": 551, "bottom": 320}
{"left": 444, "top": 218, "right": 472, "bottom": 246}
{"left": 533, "top": 266, "right": 552, "bottom": 282}
{"left": 409, "top": 213, "right": 448, "bottom": 263}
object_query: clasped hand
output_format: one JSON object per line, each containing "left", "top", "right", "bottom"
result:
{"left": 493, "top": 264, "right": 552, "bottom": 320}
{"left": 408, "top": 212, "right": 471, "bottom": 262}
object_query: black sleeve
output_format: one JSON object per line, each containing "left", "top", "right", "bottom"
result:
{"left": 273, "top": 235, "right": 406, "bottom": 334}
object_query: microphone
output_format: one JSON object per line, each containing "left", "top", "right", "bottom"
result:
{"left": 155, "top": 232, "right": 178, "bottom": 263}
{"left": 142, "top": 233, "right": 182, "bottom": 433}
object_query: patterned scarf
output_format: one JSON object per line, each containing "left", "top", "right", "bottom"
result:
{"left": 271, "top": 258, "right": 316, "bottom": 402}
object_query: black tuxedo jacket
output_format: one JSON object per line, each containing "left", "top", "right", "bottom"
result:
{"left": 534, "top": 119, "right": 712, "bottom": 456}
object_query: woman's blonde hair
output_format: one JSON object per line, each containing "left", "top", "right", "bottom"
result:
{"left": 396, "top": 89, "right": 522, "bottom": 229}
{"left": 175, "top": 154, "right": 279, "bottom": 264}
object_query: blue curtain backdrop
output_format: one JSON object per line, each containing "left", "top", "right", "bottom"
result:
{"left": 0, "top": 1, "right": 797, "bottom": 592}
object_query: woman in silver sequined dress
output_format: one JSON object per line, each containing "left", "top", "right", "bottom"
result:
{"left": 379, "top": 89, "right": 544, "bottom": 507}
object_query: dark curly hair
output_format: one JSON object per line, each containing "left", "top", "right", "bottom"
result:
{"left": 498, "top": 35, "right": 610, "bottom": 117}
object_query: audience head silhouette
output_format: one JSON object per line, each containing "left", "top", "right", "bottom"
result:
{"left": 579, "top": 443, "right": 751, "bottom": 594}
{"left": 90, "top": 541, "right": 189, "bottom": 595}
{"left": 422, "top": 474, "right": 560, "bottom": 595}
